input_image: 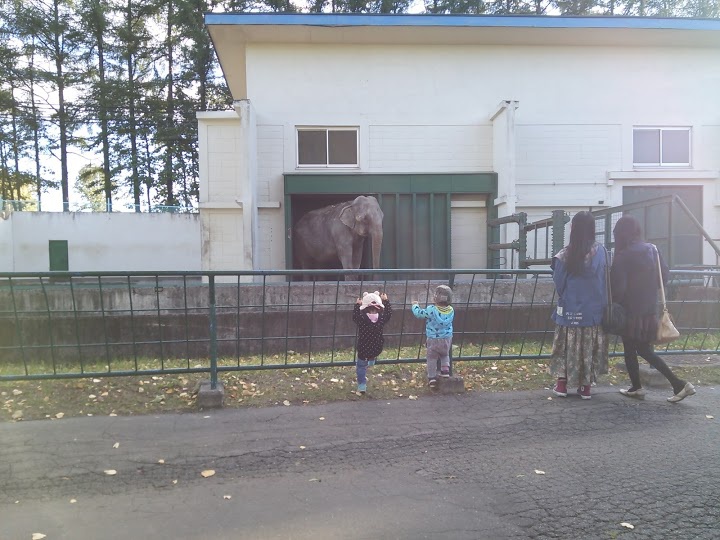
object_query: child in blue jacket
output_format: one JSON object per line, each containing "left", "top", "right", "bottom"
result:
{"left": 412, "top": 285, "right": 454, "bottom": 388}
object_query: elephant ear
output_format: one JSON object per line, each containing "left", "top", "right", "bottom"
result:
{"left": 339, "top": 204, "right": 357, "bottom": 230}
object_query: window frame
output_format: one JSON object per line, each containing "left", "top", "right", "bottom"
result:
{"left": 632, "top": 126, "right": 691, "bottom": 168}
{"left": 296, "top": 126, "right": 359, "bottom": 169}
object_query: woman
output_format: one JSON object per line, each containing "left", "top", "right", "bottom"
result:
{"left": 550, "top": 211, "right": 609, "bottom": 400}
{"left": 611, "top": 215, "right": 695, "bottom": 403}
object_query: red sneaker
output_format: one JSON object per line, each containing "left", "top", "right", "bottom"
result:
{"left": 577, "top": 385, "right": 592, "bottom": 400}
{"left": 552, "top": 378, "right": 567, "bottom": 397}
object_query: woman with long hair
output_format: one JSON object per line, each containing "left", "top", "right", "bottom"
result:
{"left": 550, "top": 211, "right": 609, "bottom": 400}
{"left": 611, "top": 215, "right": 695, "bottom": 402}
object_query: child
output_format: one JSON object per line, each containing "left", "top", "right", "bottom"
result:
{"left": 352, "top": 291, "right": 392, "bottom": 394}
{"left": 412, "top": 285, "right": 454, "bottom": 389}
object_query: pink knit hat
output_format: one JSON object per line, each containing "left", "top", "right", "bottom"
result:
{"left": 360, "top": 291, "right": 384, "bottom": 311}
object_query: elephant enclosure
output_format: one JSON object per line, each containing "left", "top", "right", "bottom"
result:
{"left": 2, "top": 270, "right": 720, "bottom": 380}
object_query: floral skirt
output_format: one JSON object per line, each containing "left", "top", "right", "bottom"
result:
{"left": 550, "top": 325, "right": 609, "bottom": 387}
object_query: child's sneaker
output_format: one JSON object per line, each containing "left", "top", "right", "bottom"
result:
{"left": 440, "top": 367, "right": 450, "bottom": 378}
{"left": 357, "top": 383, "right": 367, "bottom": 394}
{"left": 428, "top": 378, "right": 438, "bottom": 389}
{"left": 577, "top": 385, "right": 591, "bottom": 400}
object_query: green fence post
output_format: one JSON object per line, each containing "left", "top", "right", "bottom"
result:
{"left": 209, "top": 275, "right": 218, "bottom": 390}
{"left": 517, "top": 212, "right": 528, "bottom": 269}
{"left": 551, "top": 210, "right": 568, "bottom": 256}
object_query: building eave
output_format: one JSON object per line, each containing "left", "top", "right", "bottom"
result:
{"left": 205, "top": 13, "right": 720, "bottom": 99}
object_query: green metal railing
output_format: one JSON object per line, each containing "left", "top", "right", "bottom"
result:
{"left": 590, "top": 195, "right": 720, "bottom": 268}
{"left": 1, "top": 268, "right": 718, "bottom": 384}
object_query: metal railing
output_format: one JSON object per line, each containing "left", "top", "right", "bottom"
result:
{"left": 492, "top": 195, "right": 720, "bottom": 270}
{"left": 1, "top": 268, "right": 718, "bottom": 384}
{"left": 0, "top": 199, "right": 197, "bottom": 214}
{"left": 590, "top": 195, "right": 720, "bottom": 268}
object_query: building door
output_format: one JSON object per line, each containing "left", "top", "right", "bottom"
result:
{"left": 622, "top": 186, "right": 702, "bottom": 267}
{"left": 451, "top": 195, "right": 487, "bottom": 270}
{"left": 49, "top": 240, "right": 69, "bottom": 271}
{"left": 285, "top": 173, "right": 498, "bottom": 275}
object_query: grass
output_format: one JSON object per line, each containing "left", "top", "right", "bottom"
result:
{"left": 2, "top": 343, "right": 720, "bottom": 422}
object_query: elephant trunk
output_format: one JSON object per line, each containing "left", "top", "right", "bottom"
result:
{"left": 370, "top": 226, "right": 383, "bottom": 269}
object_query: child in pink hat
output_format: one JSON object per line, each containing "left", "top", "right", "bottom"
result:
{"left": 352, "top": 291, "right": 392, "bottom": 394}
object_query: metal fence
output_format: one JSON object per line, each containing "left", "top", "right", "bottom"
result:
{"left": 1, "top": 268, "right": 719, "bottom": 385}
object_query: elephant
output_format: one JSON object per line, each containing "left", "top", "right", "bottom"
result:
{"left": 293, "top": 195, "right": 384, "bottom": 280}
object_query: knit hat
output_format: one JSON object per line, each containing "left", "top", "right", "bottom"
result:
{"left": 434, "top": 285, "right": 452, "bottom": 304}
{"left": 360, "top": 291, "right": 384, "bottom": 311}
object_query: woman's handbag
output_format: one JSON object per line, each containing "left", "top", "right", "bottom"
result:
{"left": 653, "top": 247, "right": 680, "bottom": 344}
{"left": 601, "top": 246, "right": 626, "bottom": 335}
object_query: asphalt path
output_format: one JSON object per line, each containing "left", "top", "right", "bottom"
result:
{"left": 2, "top": 384, "right": 719, "bottom": 540}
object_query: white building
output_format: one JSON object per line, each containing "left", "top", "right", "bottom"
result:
{"left": 200, "top": 13, "right": 720, "bottom": 273}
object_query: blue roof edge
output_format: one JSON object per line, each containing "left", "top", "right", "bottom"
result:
{"left": 204, "top": 13, "right": 720, "bottom": 31}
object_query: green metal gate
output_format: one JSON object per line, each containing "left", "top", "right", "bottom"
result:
{"left": 284, "top": 173, "right": 497, "bottom": 273}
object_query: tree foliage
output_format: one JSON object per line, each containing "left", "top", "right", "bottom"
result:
{"left": 0, "top": 0, "right": 715, "bottom": 211}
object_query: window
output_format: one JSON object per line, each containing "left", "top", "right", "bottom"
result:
{"left": 633, "top": 127, "right": 691, "bottom": 167}
{"left": 297, "top": 127, "right": 358, "bottom": 167}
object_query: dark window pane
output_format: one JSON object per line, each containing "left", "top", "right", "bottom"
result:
{"left": 662, "top": 129, "right": 690, "bottom": 164}
{"left": 328, "top": 130, "right": 357, "bottom": 165}
{"left": 633, "top": 129, "right": 660, "bottom": 164}
{"left": 298, "top": 130, "right": 327, "bottom": 165}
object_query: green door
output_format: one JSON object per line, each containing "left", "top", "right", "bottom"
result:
{"left": 622, "top": 186, "right": 702, "bottom": 267}
{"left": 49, "top": 240, "right": 69, "bottom": 271}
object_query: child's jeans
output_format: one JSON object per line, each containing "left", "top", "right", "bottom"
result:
{"left": 356, "top": 358, "right": 376, "bottom": 384}
{"left": 426, "top": 337, "right": 452, "bottom": 379}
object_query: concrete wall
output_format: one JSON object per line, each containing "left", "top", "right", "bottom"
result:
{"left": 0, "top": 212, "right": 201, "bottom": 272}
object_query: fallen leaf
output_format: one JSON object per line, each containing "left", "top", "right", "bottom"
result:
{"left": 547, "top": 397, "right": 553, "bottom": 400}
{"left": 92, "top": 378, "right": 101, "bottom": 383}
{"left": 620, "top": 522, "right": 635, "bottom": 529}
{"left": 308, "top": 478, "right": 320, "bottom": 482}
{"left": 70, "top": 499, "right": 77, "bottom": 503}
{"left": 32, "top": 534, "right": 47, "bottom": 540}
{"left": 318, "top": 417, "right": 325, "bottom": 421}
{"left": 172, "top": 479, "right": 178, "bottom": 484}
{"left": 104, "top": 469, "right": 117, "bottom": 476}
{"left": 112, "top": 442, "right": 119, "bottom": 449}
{"left": 109, "top": 413, "right": 117, "bottom": 417}
{"left": 283, "top": 400, "right": 291, "bottom": 406}
{"left": 706, "top": 415, "right": 714, "bottom": 419}
{"left": 12, "top": 389, "right": 23, "bottom": 396}
{"left": 330, "top": 378, "right": 339, "bottom": 383}
{"left": 158, "top": 459, "right": 165, "bottom": 464}
{"left": 408, "top": 395, "right": 418, "bottom": 400}
{"left": 55, "top": 412, "right": 65, "bottom": 419}
{"left": 223, "top": 495, "right": 232, "bottom": 500}
{"left": 12, "top": 410, "right": 22, "bottom": 420}
{"left": 201, "top": 469, "right": 215, "bottom": 478}
{"left": 299, "top": 446, "right": 306, "bottom": 450}
{"left": 534, "top": 470, "right": 546, "bottom": 475}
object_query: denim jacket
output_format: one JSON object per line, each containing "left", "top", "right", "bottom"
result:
{"left": 551, "top": 243, "right": 608, "bottom": 327}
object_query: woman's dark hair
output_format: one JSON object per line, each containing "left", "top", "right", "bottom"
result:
{"left": 613, "top": 215, "right": 643, "bottom": 252}
{"left": 565, "top": 211, "right": 596, "bottom": 275}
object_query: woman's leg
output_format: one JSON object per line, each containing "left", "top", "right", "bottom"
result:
{"left": 622, "top": 337, "right": 643, "bottom": 390}
{"left": 635, "top": 341, "right": 686, "bottom": 394}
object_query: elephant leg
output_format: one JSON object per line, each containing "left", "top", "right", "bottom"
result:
{"left": 338, "top": 250, "right": 354, "bottom": 282}
{"left": 351, "top": 236, "right": 364, "bottom": 270}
